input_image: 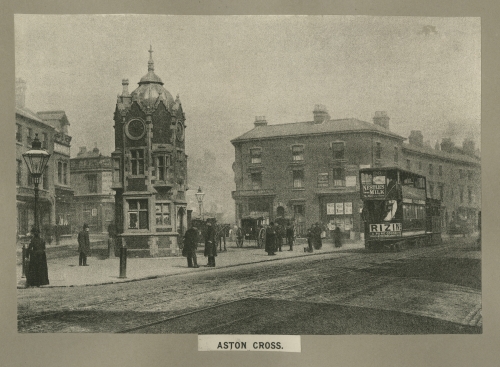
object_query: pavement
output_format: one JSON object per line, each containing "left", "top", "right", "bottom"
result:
{"left": 17, "top": 238, "right": 364, "bottom": 288}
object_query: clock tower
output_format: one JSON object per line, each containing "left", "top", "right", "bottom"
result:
{"left": 111, "top": 47, "right": 188, "bottom": 257}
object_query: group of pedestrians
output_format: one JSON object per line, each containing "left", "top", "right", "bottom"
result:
{"left": 182, "top": 220, "right": 217, "bottom": 268}
{"left": 264, "top": 222, "right": 295, "bottom": 256}
{"left": 25, "top": 223, "right": 92, "bottom": 288}
{"left": 305, "top": 222, "right": 342, "bottom": 253}
{"left": 24, "top": 219, "right": 344, "bottom": 286}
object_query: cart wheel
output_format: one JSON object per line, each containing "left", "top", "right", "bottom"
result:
{"left": 257, "top": 228, "right": 266, "bottom": 249}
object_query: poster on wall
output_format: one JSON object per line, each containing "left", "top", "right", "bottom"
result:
{"left": 335, "top": 203, "right": 344, "bottom": 215}
{"left": 344, "top": 202, "right": 352, "bottom": 215}
{"left": 345, "top": 176, "right": 357, "bottom": 187}
{"left": 327, "top": 203, "right": 336, "bottom": 215}
{"left": 344, "top": 217, "right": 353, "bottom": 230}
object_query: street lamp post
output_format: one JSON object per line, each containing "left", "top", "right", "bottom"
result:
{"left": 22, "top": 134, "right": 51, "bottom": 232}
{"left": 22, "top": 134, "right": 51, "bottom": 277}
{"left": 195, "top": 187, "right": 205, "bottom": 221}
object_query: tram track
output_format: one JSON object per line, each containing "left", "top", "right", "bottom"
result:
{"left": 18, "top": 242, "right": 460, "bottom": 333}
{"left": 117, "top": 243, "right": 454, "bottom": 333}
{"left": 18, "top": 255, "right": 345, "bottom": 325}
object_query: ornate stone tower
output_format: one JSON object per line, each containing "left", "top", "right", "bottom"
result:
{"left": 111, "top": 47, "right": 188, "bottom": 257}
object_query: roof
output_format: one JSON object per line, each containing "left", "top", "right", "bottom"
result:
{"left": 402, "top": 143, "right": 480, "bottom": 165}
{"left": 15, "top": 106, "right": 45, "bottom": 124}
{"left": 37, "top": 111, "right": 70, "bottom": 126}
{"left": 359, "top": 166, "right": 427, "bottom": 178}
{"left": 231, "top": 118, "right": 404, "bottom": 143}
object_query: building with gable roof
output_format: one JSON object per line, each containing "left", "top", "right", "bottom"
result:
{"left": 111, "top": 47, "right": 188, "bottom": 257}
{"left": 231, "top": 106, "right": 480, "bottom": 239}
{"left": 16, "top": 78, "right": 74, "bottom": 242}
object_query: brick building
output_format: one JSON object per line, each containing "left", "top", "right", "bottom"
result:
{"left": 111, "top": 47, "right": 188, "bottom": 257}
{"left": 231, "top": 106, "right": 481, "bottom": 238}
{"left": 15, "top": 78, "right": 74, "bottom": 242}
{"left": 402, "top": 133, "right": 481, "bottom": 231}
{"left": 70, "top": 146, "right": 115, "bottom": 234}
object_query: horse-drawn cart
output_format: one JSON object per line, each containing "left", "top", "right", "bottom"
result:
{"left": 236, "top": 216, "right": 267, "bottom": 248}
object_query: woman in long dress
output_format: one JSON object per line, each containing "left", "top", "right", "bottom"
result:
{"left": 26, "top": 227, "right": 49, "bottom": 287}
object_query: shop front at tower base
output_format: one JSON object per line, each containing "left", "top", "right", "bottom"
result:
{"left": 119, "top": 232, "right": 180, "bottom": 257}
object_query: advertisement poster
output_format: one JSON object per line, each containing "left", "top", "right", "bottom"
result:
{"left": 335, "top": 202, "right": 344, "bottom": 215}
{"left": 327, "top": 203, "right": 335, "bottom": 215}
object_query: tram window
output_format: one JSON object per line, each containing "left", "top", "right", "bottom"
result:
{"left": 415, "top": 177, "right": 426, "bottom": 189}
{"left": 403, "top": 204, "right": 411, "bottom": 219}
{"left": 361, "top": 172, "right": 372, "bottom": 184}
{"left": 401, "top": 171, "right": 414, "bottom": 186}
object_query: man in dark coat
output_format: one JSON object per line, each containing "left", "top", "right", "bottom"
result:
{"left": 77, "top": 223, "right": 91, "bottom": 266}
{"left": 276, "top": 224, "right": 284, "bottom": 252}
{"left": 286, "top": 223, "right": 295, "bottom": 251}
{"left": 265, "top": 222, "right": 277, "bottom": 255}
{"left": 204, "top": 221, "right": 217, "bottom": 267}
{"left": 312, "top": 222, "right": 323, "bottom": 250}
{"left": 334, "top": 226, "right": 343, "bottom": 248}
{"left": 26, "top": 227, "right": 49, "bottom": 287}
{"left": 306, "top": 226, "right": 314, "bottom": 253}
{"left": 183, "top": 225, "right": 200, "bottom": 268}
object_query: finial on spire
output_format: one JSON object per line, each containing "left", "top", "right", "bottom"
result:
{"left": 148, "top": 45, "right": 154, "bottom": 72}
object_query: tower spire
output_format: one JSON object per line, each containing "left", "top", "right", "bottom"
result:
{"left": 148, "top": 45, "right": 154, "bottom": 72}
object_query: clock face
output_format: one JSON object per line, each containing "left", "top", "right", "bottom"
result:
{"left": 126, "top": 119, "right": 146, "bottom": 140}
{"left": 176, "top": 123, "right": 185, "bottom": 142}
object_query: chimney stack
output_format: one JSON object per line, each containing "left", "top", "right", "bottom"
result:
{"left": 373, "top": 111, "right": 390, "bottom": 130}
{"left": 313, "top": 105, "right": 330, "bottom": 124}
{"left": 462, "top": 138, "right": 475, "bottom": 156}
{"left": 254, "top": 116, "right": 267, "bottom": 127}
{"left": 78, "top": 146, "right": 87, "bottom": 156}
{"left": 440, "top": 138, "right": 455, "bottom": 153}
{"left": 121, "top": 79, "right": 130, "bottom": 96}
{"left": 408, "top": 130, "right": 424, "bottom": 147}
{"left": 16, "top": 78, "right": 27, "bottom": 108}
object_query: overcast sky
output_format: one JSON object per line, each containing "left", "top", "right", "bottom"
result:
{"left": 15, "top": 15, "right": 480, "bottom": 166}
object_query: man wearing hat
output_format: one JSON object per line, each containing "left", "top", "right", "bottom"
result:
{"left": 78, "top": 224, "right": 91, "bottom": 266}
{"left": 204, "top": 221, "right": 217, "bottom": 267}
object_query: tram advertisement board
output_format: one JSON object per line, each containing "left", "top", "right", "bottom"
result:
{"left": 369, "top": 223, "right": 402, "bottom": 237}
{"left": 362, "top": 184, "right": 385, "bottom": 198}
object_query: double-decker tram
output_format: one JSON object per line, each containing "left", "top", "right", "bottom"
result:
{"left": 359, "top": 167, "right": 442, "bottom": 251}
